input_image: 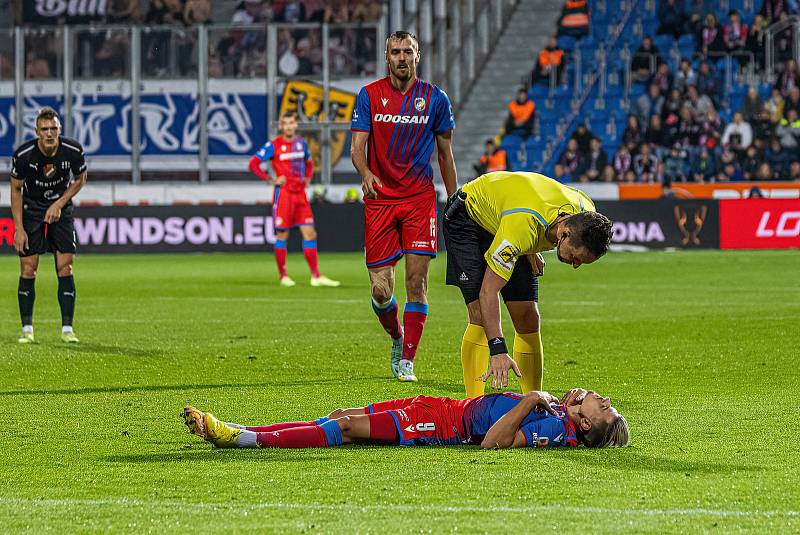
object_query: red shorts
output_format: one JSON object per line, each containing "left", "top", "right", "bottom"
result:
{"left": 364, "top": 192, "right": 437, "bottom": 267}
{"left": 273, "top": 187, "right": 314, "bottom": 230}
{"left": 367, "top": 396, "right": 467, "bottom": 446}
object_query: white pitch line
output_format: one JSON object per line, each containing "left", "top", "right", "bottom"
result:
{"left": 0, "top": 497, "right": 797, "bottom": 519}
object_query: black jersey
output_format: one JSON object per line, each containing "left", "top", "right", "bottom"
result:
{"left": 10, "top": 136, "right": 87, "bottom": 208}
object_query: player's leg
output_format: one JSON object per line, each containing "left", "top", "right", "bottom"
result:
{"left": 443, "top": 200, "right": 490, "bottom": 396}
{"left": 272, "top": 187, "right": 294, "bottom": 286}
{"left": 300, "top": 224, "right": 339, "bottom": 287}
{"left": 273, "top": 229, "right": 293, "bottom": 286}
{"left": 396, "top": 195, "right": 438, "bottom": 382}
{"left": 17, "top": 255, "right": 39, "bottom": 343}
{"left": 503, "top": 263, "right": 542, "bottom": 392}
{"left": 54, "top": 252, "right": 79, "bottom": 343}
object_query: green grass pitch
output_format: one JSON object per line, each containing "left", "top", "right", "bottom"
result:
{"left": 0, "top": 250, "right": 798, "bottom": 533}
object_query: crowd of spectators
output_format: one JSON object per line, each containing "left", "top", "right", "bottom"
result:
{"left": 14, "top": 0, "right": 381, "bottom": 79}
{"left": 549, "top": 3, "right": 800, "bottom": 184}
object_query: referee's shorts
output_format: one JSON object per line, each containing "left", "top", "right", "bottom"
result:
{"left": 443, "top": 189, "right": 538, "bottom": 305}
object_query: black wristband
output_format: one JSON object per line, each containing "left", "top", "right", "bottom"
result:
{"left": 488, "top": 337, "right": 508, "bottom": 356}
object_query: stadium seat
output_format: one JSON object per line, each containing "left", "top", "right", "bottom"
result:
{"left": 654, "top": 35, "right": 676, "bottom": 52}
{"left": 557, "top": 35, "right": 577, "bottom": 52}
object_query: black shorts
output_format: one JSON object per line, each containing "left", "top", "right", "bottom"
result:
{"left": 443, "top": 192, "right": 538, "bottom": 304}
{"left": 20, "top": 202, "right": 77, "bottom": 257}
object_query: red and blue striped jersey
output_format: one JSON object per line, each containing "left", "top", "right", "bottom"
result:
{"left": 254, "top": 135, "right": 311, "bottom": 193}
{"left": 351, "top": 77, "right": 455, "bottom": 202}
{"left": 461, "top": 393, "right": 579, "bottom": 448}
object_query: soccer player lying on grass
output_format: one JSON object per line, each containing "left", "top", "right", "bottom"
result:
{"left": 182, "top": 388, "right": 629, "bottom": 450}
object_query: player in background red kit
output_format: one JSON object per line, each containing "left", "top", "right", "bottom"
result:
{"left": 350, "top": 31, "right": 458, "bottom": 382}
{"left": 249, "top": 111, "right": 340, "bottom": 288}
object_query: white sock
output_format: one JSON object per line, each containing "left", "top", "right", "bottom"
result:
{"left": 22, "top": 325, "right": 33, "bottom": 334}
{"left": 234, "top": 429, "right": 258, "bottom": 448}
{"left": 62, "top": 325, "right": 73, "bottom": 334}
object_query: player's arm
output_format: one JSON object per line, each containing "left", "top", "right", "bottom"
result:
{"left": 45, "top": 170, "right": 87, "bottom": 224}
{"left": 481, "top": 391, "right": 557, "bottom": 449}
{"left": 351, "top": 130, "right": 382, "bottom": 199}
{"left": 250, "top": 142, "right": 285, "bottom": 184}
{"left": 248, "top": 155, "right": 270, "bottom": 181}
{"left": 435, "top": 129, "right": 458, "bottom": 197}
{"left": 10, "top": 170, "right": 27, "bottom": 254}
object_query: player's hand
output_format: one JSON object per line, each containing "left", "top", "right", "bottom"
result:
{"left": 536, "top": 391, "right": 559, "bottom": 405}
{"left": 44, "top": 202, "right": 62, "bottom": 224}
{"left": 13, "top": 229, "right": 28, "bottom": 254}
{"left": 482, "top": 353, "right": 522, "bottom": 390}
{"left": 274, "top": 176, "right": 287, "bottom": 186}
{"left": 560, "top": 388, "right": 588, "bottom": 406}
{"left": 361, "top": 171, "right": 383, "bottom": 199}
{"left": 529, "top": 253, "right": 545, "bottom": 276}
{"left": 525, "top": 391, "right": 559, "bottom": 417}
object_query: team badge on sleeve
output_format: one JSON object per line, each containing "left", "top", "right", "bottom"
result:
{"left": 491, "top": 240, "right": 519, "bottom": 271}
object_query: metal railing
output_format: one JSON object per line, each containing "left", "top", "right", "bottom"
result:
{"left": 765, "top": 16, "right": 800, "bottom": 83}
{"left": 2, "top": 21, "right": 385, "bottom": 184}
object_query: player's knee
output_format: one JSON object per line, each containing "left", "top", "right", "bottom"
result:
{"left": 336, "top": 416, "right": 353, "bottom": 435}
{"left": 303, "top": 228, "right": 317, "bottom": 240}
{"left": 327, "top": 408, "right": 346, "bottom": 419}
{"left": 20, "top": 266, "right": 37, "bottom": 278}
{"left": 512, "top": 305, "right": 540, "bottom": 333}
{"left": 57, "top": 263, "right": 73, "bottom": 277}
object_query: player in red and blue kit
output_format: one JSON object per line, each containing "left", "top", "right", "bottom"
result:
{"left": 351, "top": 31, "right": 458, "bottom": 383}
{"left": 183, "top": 388, "right": 630, "bottom": 450}
{"left": 249, "top": 111, "right": 339, "bottom": 288}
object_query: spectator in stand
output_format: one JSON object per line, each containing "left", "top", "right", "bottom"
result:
{"left": 184, "top": 0, "right": 211, "bottom": 24}
{"left": 621, "top": 114, "right": 644, "bottom": 150}
{"left": 673, "top": 58, "right": 697, "bottom": 94}
{"left": 635, "top": 84, "right": 665, "bottom": 125}
{"left": 691, "top": 147, "right": 717, "bottom": 182}
{"left": 661, "top": 88, "right": 683, "bottom": 126}
{"left": 649, "top": 62, "right": 674, "bottom": 95}
{"left": 664, "top": 143, "right": 688, "bottom": 183}
{"left": 532, "top": 36, "right": 566, "bottom": 85}
{"left": 351, "top": 1, "right": 383, "bottom": 22}
{"left": 741, "top": 145, "right": 762, "bottom": 180}
{"left": 698, "top": 109, "right": 723, "bottom": 151}
{"left": 723, "top": 10, "right": 748, "bottom": 53}
{"left": 789, "top": 161, "right": 800, "bottom": 180}
{"left": 614, "top": 145, "right": 633, "bottom": 180}
{"left": 316, "top": 0, "right": 351, "bottom": 23}
{"left": 756, "top": 162, "right": 775, "bottom": 181}
{"left": 741, "top": 86, "right": 768, "bottom": 137}
{"left": 558, "top": 0, "right": 590, "bottom": 38}
{"left": 673, "top": 105, "right": 701, "bottom": 149}
{"left": 657, "top": 0, "right": 686, "bottom": 38}
{"left": 474, "top": 139, "right": 507, "bottom": 175}
{"left": 107, "top": 0, "right": 143, "bottom": 23}
{"left": 553, "top": 164, "right": 571, "bottom": 182}
{"left": 570, "top": 122, "right": 594, "bottom": 154}
{"left": 505, "top": 88, "right": 536, "bottom": 139}
{"left": 784, "top": 86, "right": 800, "bottom": 118}
{"left": 631, "top": 36, "right": 664, "bottom": 82}
{"left": 645, "top": 114, "right": 669, "bottom": 151}
{"left": 578, "top": 137, "right": 608, "bottom": 182}
{"left": 601, "top": 165, "right": 616, "bottom": 182}
{"left": 633, "top": 143, "right": 659, "bottom": 182}
{"left": 776, "top": 108, "right": 800, "bottom": 151}
{"left": 697, "top": 13, "right": 726, "bottom": 57}
{"left": 557, "top": 138, "right": 583, "bottom": 180}
{"left": 777, "top": 59, "right": 800, "bottom": 97}
{"left": 146, "top": 0, "right": 183, "bottom": 23}
{"left": 745, "top": 15, "right": 767, "bottom": 71}
{"left": 765, "top": 137, "right": 791, "bottom": 177}
{"left": 696, "top": 61, "right": 720, "bottom": 104}
{"left": 761, "top": 0, "right": 791, "bottom": 22}
{"left": 275, "top": 0, "right": 307, "bottom": 22}
{"left": 685, "top": 85, "right": 715, "bottom": 121}
{"left": 722, "top": 112, "right": 753, "bottom": 154}
{"left": 718, "top": 161, "right": 745, "bottom": 182}
{"left": 766, "top": 87, "right": 786, "bottom": 123}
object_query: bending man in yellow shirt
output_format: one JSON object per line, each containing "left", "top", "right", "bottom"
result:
{"left": 443, "top": 171, "right": 613, "bottom": 396}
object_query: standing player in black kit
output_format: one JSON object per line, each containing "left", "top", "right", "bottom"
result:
{"left": 10, "top": 107, "right": 88, "bottom": 344}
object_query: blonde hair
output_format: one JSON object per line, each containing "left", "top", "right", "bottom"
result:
{"left": 584, "top": 414, "right": 630, "bottom": 448}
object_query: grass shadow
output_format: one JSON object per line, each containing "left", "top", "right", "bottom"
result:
{"left": 104, "top": 450, "right": 338, "bottom": 464}
{"left": 560, "top": 449, "right": 763, "bottom": 474}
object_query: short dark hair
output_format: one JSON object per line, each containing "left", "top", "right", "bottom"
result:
{"left": 386, "top": 30, "right": 419, "bottom": 51}
{"left": 36, "top": 107, "right": 59, "bottom": 125}
{"left": 280, "top": 110, "right": 298, "bottom": 120}
{"left": 566, "top": 211, "right": 613, "bottom": 258}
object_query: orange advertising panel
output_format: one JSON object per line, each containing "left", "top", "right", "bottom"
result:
{"left": 619, "top": 182, "right": 800, "bottom": 200}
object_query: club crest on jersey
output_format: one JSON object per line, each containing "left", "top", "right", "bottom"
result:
{"left": 414, "top": 97, "right": 426, "bottom": 111}
{"left": 43, "top": 164, "right": 56, "bottom": 178}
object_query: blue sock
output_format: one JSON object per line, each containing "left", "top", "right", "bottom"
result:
{"left": 314, "top": 416, "right": 329, "bottom": 425}
{"left": 320, "top": 420, "right": 343, "bottom": 446}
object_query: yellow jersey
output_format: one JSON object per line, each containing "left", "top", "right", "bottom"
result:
{"left": 461, "top": 171, "right": 596, "bottom": 280}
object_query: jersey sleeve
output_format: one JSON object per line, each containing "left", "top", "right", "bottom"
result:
{"left": 483, "top": 214, "right": 540, "bottom": 281}
{"left": 303, "top": 140, "right": 311, "bottom": 161}
{"left": 432, "top": 88, "right": 456, "bottom": 134}
{"left": 10, "top": 152, "right": 21, "bottom": 180}
{"left": 520, "top": 416, "right": 573, "bottom": 448}
{"left": 351, "top": 87, "right": 371, "bottom": 132}
{"left": 254, "top": 141, "right": 275, "bottom": 162}
{"left": 71, "top": 145, "right": 87, "bottom": 175}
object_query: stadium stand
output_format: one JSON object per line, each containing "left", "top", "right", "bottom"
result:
{"left": 482, "top": 0, "right": 800, "bottom": 186}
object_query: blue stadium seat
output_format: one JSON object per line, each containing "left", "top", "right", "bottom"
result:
{"left": 677, "top": 34, "right": 695, "bottom": 48}
{"left": 557, "top": 36, "right": 577, "bottom": 52}
{"left": 529, "top": 85, "right": 550, "bottom": 100}
{"left": 654, "top": 35, "right": 676, "bottom": 52}
{"left": 500, "top": 134, "right": 523, "bottom": 152}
